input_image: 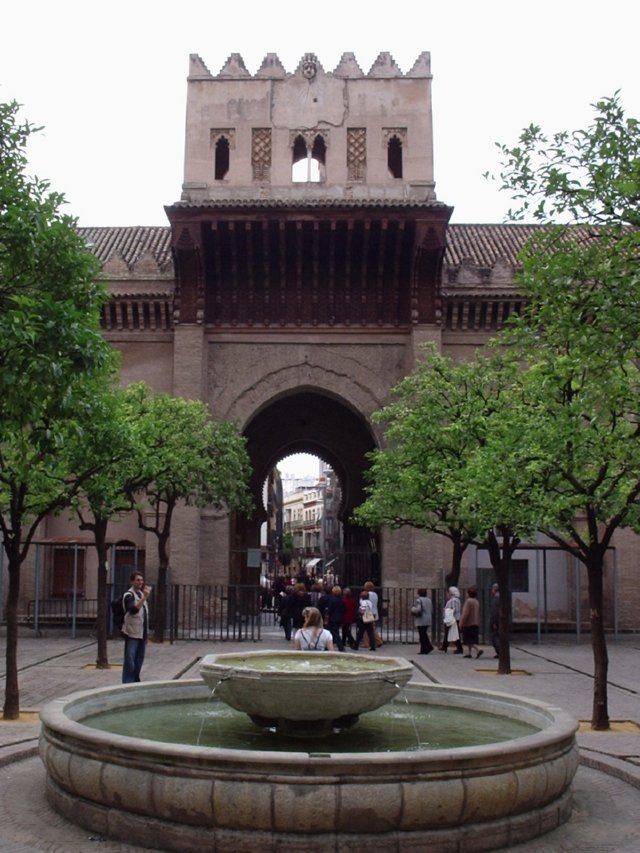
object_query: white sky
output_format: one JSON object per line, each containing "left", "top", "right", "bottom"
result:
{"left": 2, "top": 0, "right": 638, "bottom": 229}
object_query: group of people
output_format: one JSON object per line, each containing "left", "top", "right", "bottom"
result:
{"left": 411, "top": 583, "right": 501, "bottom": 659}
{"left": 277, "top": 579, "right": 382, "bottom": 652}
{"left": 117, "top": 569, "right": 502, "bottom": 678}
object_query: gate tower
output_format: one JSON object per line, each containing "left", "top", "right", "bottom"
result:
{"left": 165, "top": 51, "right": 453, "bottom": 587}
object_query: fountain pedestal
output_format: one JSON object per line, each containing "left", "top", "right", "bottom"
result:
{"left": 199, "top": 650, "right": 413, "bottom": 736}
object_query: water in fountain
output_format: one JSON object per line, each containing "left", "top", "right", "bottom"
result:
{"left": 84, "top": 694, "right": 537, "bottom": 752}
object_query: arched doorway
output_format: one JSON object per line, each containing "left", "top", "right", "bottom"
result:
{"left": 232, "top": 389, "right": 379, "bottom": 586}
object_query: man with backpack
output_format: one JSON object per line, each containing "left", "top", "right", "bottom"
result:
{"left": 121, "top": 571, "right": 152, "bottom": 683}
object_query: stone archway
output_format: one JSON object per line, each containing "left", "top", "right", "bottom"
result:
{"left": 233, "top": 389, "right": 379, "bottom": 584}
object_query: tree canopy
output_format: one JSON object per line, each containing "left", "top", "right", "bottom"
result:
{"left": 0, "top": 101, "right": 115, "bottom": 718}
{"left": 354, "top": 347, "right": 506, "bottom": 585}
{"left": 486, "top": 94, "right": 640, "bottom": 726}
{"left": 123, "top": 384, "right": 253, "bottom": 642}
{"left": 357, "top": 94, "right": 640, "bottom": 720}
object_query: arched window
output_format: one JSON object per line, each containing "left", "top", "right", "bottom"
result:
{"left": 292, "top": 133, "right": 325, "bottom": 183}
{"left": 387, "top": 134, "right": 403, "bottom": 179}
{"left": 215, "top": 137, "right": 230, "bottom": 180}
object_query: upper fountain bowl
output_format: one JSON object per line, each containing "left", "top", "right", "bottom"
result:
{"left": 200, "top": 649, "right": 414, "bottom": 736}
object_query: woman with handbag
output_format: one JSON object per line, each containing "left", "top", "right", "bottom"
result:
{"left": 353, "top": 590, "right": 376, "bottom": 652}
{"left": 441, "top": 586, "right": 463, "bottom": 654}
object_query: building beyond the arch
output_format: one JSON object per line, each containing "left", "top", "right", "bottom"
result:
{"left": 25, "top": 51, "right": 639, "bottom": 632}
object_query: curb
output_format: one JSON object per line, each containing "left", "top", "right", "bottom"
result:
{"left": 0, "top": 739, "right": 40, "bottom": 768}
{"left": 579, "top": 749, "right": 640, "bottom": 790}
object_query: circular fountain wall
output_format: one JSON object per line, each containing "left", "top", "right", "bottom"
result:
{"left": 39, "top": 658, "right": 578, "bottom": 853}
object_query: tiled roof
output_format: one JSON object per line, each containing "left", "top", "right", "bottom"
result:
{"left": 78, "top": 226, "right": 173, "bottom": 272}
{"left": 166, "top": 198, "right": 450, "bottom": 211}
{"left": 444, "top": 224, "right": 542, "bottom": 268}
{"left": 78, "top": 223, "right": 558, "bottom": 273}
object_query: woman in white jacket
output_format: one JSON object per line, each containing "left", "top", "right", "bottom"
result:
{"left": 441, "top": 586, "right": 463, "bottom": 654}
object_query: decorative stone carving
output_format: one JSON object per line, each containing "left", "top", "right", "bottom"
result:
{"left": 252, "top": 128, "right": 272, "bottom": 181}
{"left": 289, "top": 129, "right": 329, "bottom": 150}
{"left": 301, "top": 56, "right": 317, "bottom": 80}
{"left": 382, "top": 127, "right": 407, "bottom": 146}
{"left": 347, "top": 128, "right": 366, "bottom": 182}
{"left": 210, "top": 128, "right": 235, "bottom": 149}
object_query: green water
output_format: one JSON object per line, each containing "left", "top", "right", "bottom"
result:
{"left": 84, "top": 698, "right": 537, "bottom": 753}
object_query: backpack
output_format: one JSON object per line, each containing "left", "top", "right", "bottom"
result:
{"left": 111, "top": 594, "right": 127, "bottom": 631}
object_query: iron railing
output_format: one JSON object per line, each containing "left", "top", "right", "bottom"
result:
{"left": 21, "top": 585, "right": 466, "bottom": 646}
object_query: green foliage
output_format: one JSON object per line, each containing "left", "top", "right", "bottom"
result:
{"left": 355, "top": 346, "right": 516, "bottom": 545}
{"left": 0, "top": 100, "right": 114, "bottom": 551}
{"left": 485, "top": 94, "right": 640, "bottom": 723}
{"left": 0, "top": 100, "right": 115, "bottom": 717}
{"left": 66, "top": 384, "right": 141, "bottom": 524}
{"left": 123, "top": 383, "right": 253, "bottom": 519}
{"left": 491, "top": 93, "right": 640, "bottom": 226}
{"left": 491, "top": 95, "right": 640, "bottom": 550}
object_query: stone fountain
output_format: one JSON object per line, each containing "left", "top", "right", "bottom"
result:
{"left": 200, "top": 649, "right": 414, "bottom": 736}
{"left": 39, "top": 649, "right": 579, "bottom": 852}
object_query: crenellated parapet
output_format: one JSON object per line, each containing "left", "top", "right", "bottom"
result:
{"left": 189, "top": 51, "right": 431, "bottom": 81}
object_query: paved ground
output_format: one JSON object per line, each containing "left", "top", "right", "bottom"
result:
{"left": 0, "top": 626, "right": 639, "bottom": 851}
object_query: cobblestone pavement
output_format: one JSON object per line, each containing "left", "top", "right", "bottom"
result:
{"left": 0, "top": 627, "right": 638, "bottom": 851}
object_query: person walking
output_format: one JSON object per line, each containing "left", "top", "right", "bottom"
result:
{"left": 353, "top": 590, "right": 376, "bottom": 651}
{"left": 460, "top": 585, "right": 483, "bottom": 659}
{"left": 411, "top": 588, "right": 434, "bottom": 654}
{"left": 278, "top": 586, "right": 294, "bottom": 641}
{"left": 290, "top": 582, "right": 312, "bottom": 633}
{"left": 121, "top": 571, "right": 152, "bottom": 683}
{"left": 363, "top": 581, "right": 379, "bottom": 623}
{"left": 326, "top": 585, "right": 345, "bottom": 651}
{"left": 441, "top": 586, "right": 463, "bottom": 654}
{"left": 341, "top": 587, "right": 358, "bottom": 649}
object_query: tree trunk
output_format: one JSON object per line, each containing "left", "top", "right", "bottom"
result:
{"left": 445, "top": 537, "right": 466, "bottom": 587}
{"left": 152, "top": 531, "right": 170, "bottom": 644}
{"left": 586, "top": 554, "right": 609, "bottom": 730}
{"left": 94, "top": 518, "right": 110, "bottom": 668}
{"left": 497, "top": 579, "right": 512, "bottom": 674}
{"left": 2, "top": 549, "right": 22, "bottom": 720}
{"left": 486, "top": 528, "right": 517, "bottom": 675}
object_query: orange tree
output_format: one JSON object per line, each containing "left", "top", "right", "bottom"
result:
{"left": 123, "top": 385, "right": 253, "bottom": 643}
{"left": 0, "top": 102, "right": 113, "bottom": 719}
{"left": 480, "top": 94, "right": 640, "bottom": 727}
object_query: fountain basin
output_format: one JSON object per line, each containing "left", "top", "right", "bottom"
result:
{"left": 200, "top": 650, "right": 414, "bottom": 735}
{"left": 39, "top": 679, "right": 578, "bottom": 852}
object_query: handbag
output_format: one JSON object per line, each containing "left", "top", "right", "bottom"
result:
{"left": 362, "top": 608, "right": 375, "bottom": 623}
{"left": 411, "top": 599, "right": 423, "bottom": 616}
{"left": 443, "top": 606, "right": 455, "bottom": 626}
